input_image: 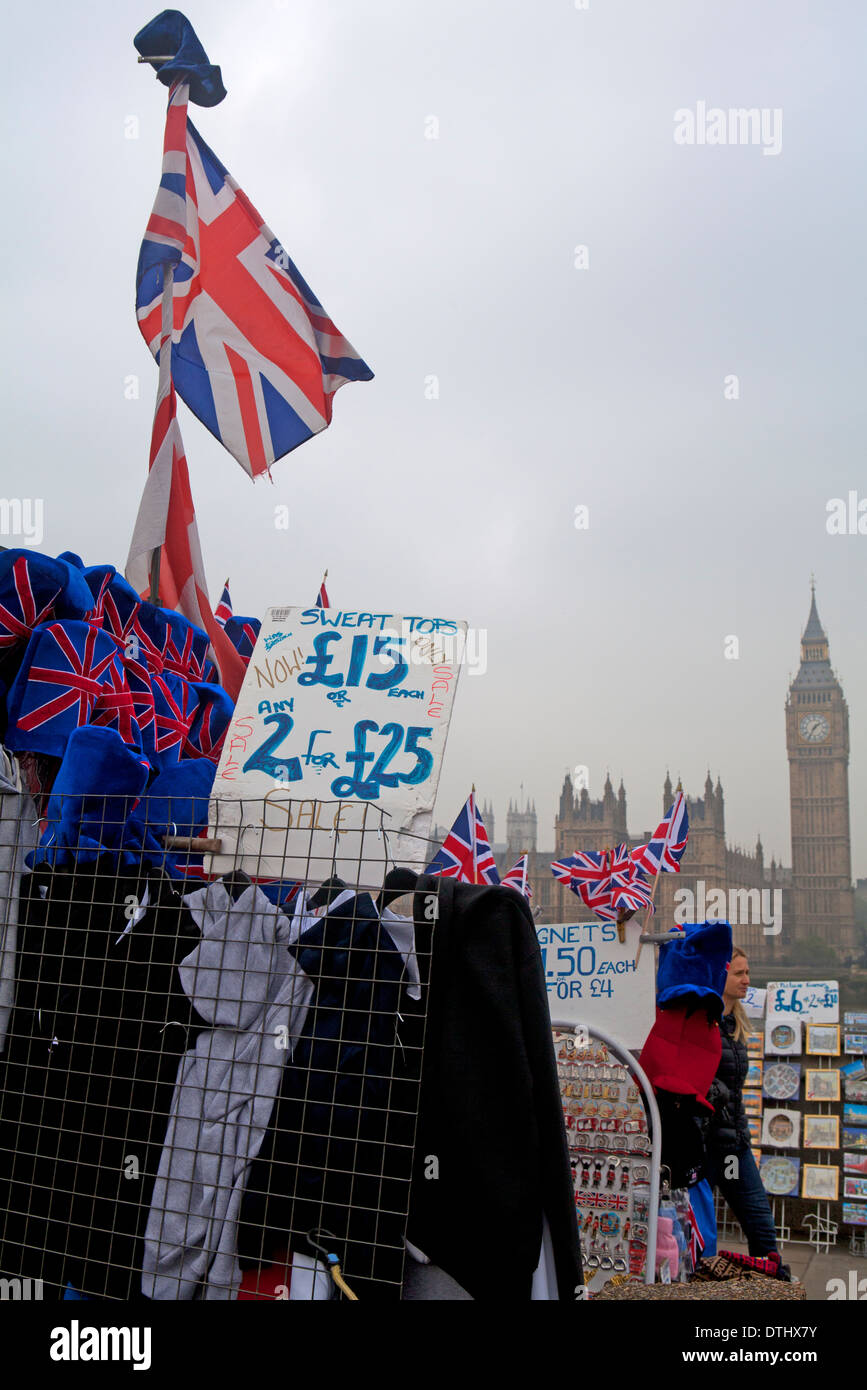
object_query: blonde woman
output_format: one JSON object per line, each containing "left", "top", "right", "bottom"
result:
{"left": 705, "top": 948, "right": 781, "bottom": 1259}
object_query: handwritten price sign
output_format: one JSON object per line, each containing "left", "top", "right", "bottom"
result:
{"left": 537, "top": 922, "right": 655, "bottom": 1049}
{"left": 766, "top": 980, "right": 839, "bottom": 1024}
{"left": 207, "top": 607, "right": 466, "bottom": 886}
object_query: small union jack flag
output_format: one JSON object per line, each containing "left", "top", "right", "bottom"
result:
{"left": 630, "top": 791, "right": 689, "bottom": 875}
{"left": 136, "top": 83, "right": 373, "bottom": 480}
{"left": 502, "top": 853, "right": 533, "bottom": 900}
{"left": 6, "top": 621, "right": 120, "bottom": 759}
{"left": 215, "top": 580, "right": 232, "bottom": 628}
{"left": 551, "top": 846, "right": 653, "bottom": 923}
{"left": 426, "top": 792, "right": 500, "bottom": 885}
{"left": 315, "top": 574, "right": 329, "bottom": 609}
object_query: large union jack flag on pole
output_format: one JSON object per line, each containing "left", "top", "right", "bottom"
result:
{"left": 427, "top": 791, "right": 500, "bottom": 886}
{"left": 134, "top": 83, "right": 373, "bottom": 478}
{"left": 630, "top": 791, "right": 690, "bottom": 876}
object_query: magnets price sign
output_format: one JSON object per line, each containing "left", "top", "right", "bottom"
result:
{"left": 537, "top": 922, "right": 655, "bottom": 1050}
{"left": 766, "top": 980, "right": 839, "bottom": 1024}
{"left": 207, "top": 606, "right": 467, "bottom": 886}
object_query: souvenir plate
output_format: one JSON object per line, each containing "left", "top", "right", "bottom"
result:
{"left": 763, "top": 1062, "right": 801, "bottom": 1101}
{"left": 760, "top": 1155, "right": 800, "bottom": 1196}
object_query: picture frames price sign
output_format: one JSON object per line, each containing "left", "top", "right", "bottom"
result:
{"left": 208, "top": 607, "right": 467, "bottom": 886}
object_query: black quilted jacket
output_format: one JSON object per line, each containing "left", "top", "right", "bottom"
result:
{"left": 707, "top": 1011, "right": 750, "bottom": 1153}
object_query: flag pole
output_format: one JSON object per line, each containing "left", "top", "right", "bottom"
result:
{"left": 147, "top": 261, "right": 175, "bottom": 605}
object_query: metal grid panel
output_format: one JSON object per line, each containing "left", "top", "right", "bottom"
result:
{"left": 0, "top": 787, "right": 436, "bottom": 1301}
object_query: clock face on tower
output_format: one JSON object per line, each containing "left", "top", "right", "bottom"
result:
{"left": 799, "top": 713, "right": 830, "bottom": 743}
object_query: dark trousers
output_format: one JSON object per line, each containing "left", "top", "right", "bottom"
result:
{"left": 706, "top": 1141, "right": 779, "bottom": 1256}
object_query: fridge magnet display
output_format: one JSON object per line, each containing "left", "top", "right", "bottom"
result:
{"left": 842, "top": 1203, "right": 867, "bottom": 1226}
{"left": 844, "top": 1152, "right": 867, "bottom": 1175}
{"left": 844, "top": 1176, "right": 867, "bottom": 1199}
{"left": 765, "top": 1019, "right": 801, "bottom": 1056}
{"left": 843, "top": 1103, "right": 867, "bottom": 1128}
{"left": 743, "top": 1092, "right": 763, "bottom": 1118}
{"left": 842, "top": 1127, "right": 867, "bottom": 1151}
{"left": 763, "top": 1061, "right": 801, "bottom": 1101}
{"left": 747, "top": 1117, "right": 761, "bottom": 1147}
{"left": 761, "top": 1109, "right": 800, "bottom": 1149}
{"left": 844, "top": 1012, "right": 867, "bottom": 1030}
{"left": 746, "top": 1034, "right": 764, "bottom": 1060}
{"left": 803, "top": 1115, "right": 840, "bottom": 1150}
{"left": 745, "top": 1059, "right": 763, "bottom": 1089}
{"left": 844, "top": 1034, "right": 867, "bottom": 1055}
{"left": 760, "top": 1155, "right": 800, "bottom": 1197}
{"left": 806, "top": 1024, "right": 840, "bottom": 1056}
{"left": 801, "top": 1164, "right": 839, "bottom": 1201}
{"left": 804, "top": 1068, "right": 840, "bottom": 1102}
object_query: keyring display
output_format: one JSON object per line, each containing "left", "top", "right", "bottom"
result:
{"left": 555, "top": 1028, "right": 651, "bottom": 1282}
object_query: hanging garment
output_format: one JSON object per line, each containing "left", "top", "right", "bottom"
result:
{"left": 0, "top": 746, "right": 37, "bottom": 1053}
{"left": 405, "top": 874, "right": 582, "bottom": 1301}
{"left": 142, "top": 881, "right": 313, "bottom": 1300}
{"left": 0, "top": 863, "right": 201, "bottom": 1298}
{"left": 237, "top": 890, "right": 408, "bottom": 1299}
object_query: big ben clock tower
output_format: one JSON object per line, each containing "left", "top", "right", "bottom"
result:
{"left": 786, "top": 584, "right": 856, "bottom": 957}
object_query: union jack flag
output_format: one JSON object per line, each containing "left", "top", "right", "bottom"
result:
{"left": 631, "top": 792, "right": 689, "bottom": 875}
{"left": 315, "top": 574, "right": 329, "bottom": 609}
{"left": 6, "top": 621, "right": 119, "bottom": 758}
{"left": 426, "top": 792, "right": 500, "bottom": 885}
{"left": 135, "top": 83, "right": 373, "bottom": 480}
{"left": 502, "top": 853, "right": 533, "bottom": 900}
{"left": 551, "top": 846, "right": 653, "bottom": 923}
{"left": 215, "top": 580, "right": 232, "bottom": 628}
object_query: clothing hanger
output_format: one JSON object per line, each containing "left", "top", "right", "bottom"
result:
{"left": 375, "top": 866, "right": 418, "bottom": 913}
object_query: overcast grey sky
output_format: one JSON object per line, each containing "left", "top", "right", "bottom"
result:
{"left": 2, "top": 0, "right": 865, "bottom": 873}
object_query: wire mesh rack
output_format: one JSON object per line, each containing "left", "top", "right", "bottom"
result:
{"left": 0, "top": 777, "right": 439, "bottom": 1302}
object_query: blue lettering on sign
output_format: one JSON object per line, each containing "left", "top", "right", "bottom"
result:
{"left": 330, "top": 722, "right": 434, "bottom": 800}
{"left": 242, "top": 712, "right": 303, "bottom": 782}
{"left": 297, "top": 631, "right": 409, "bottom": 692}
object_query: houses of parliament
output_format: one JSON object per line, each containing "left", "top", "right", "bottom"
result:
{"left": 484, "top": 588, "right": 857, "bottom": 963}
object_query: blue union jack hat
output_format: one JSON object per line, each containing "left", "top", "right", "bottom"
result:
{"left": 5, "top": 619, "right": 122, "bottom": 759}
{"left": 0, "top": 550, "right": 93, "bottom": 658}
{"left": 133, "top": 602, "right": 171, "bottom": 675}
{"left": 224, "top": 615, "right": 260, "bottom": 663}
{"left": 148, "top": 670, "right": 199, "bottom": 773}
{"left": 82, "top": 566, "right": 142, "bottom": 648}
{"left": 184, "top": 680, "right": 234, "bottom": 762}
{"left": 163, "top": 611, "right": 210, "bottom": 682}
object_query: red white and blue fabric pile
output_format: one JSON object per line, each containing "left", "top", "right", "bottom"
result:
{"left": 0, "top": 548, "right": 256, "bottom": 877}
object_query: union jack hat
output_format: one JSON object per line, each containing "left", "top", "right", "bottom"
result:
{"left": 184, "top": 681, "right": 234, "bottom": 762}
{"left": 5, "top": 619, "right": 122, "bottom": 759}
{"left": 0, "top": 550, "right": 93, "bottom": 659}
{"left": 224, "top": 615, "right": 260, "bottom": 663}
{"left": 148, "top": 670, "right": 199, "bottom": 773}
{"left": 163, "top": 611, "right": 210, "bottom": 682}
{"left": 133, "top": 602, "right": 171, "bottom": 675}
{"left": 82, "top": 567, "right": 142, "bottom": 648}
